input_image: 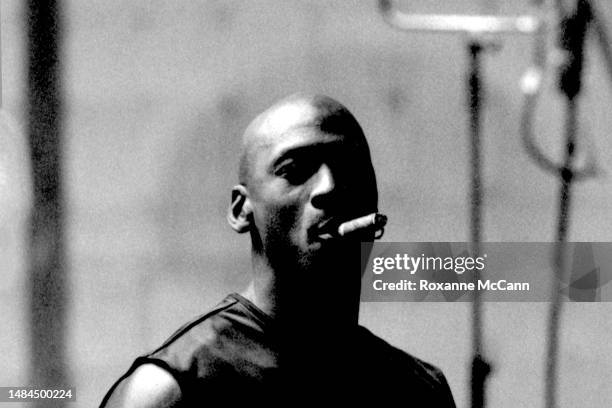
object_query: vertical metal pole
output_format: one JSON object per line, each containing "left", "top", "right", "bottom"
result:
{"left": 26, "top": 1, "right": 68, "bottom": 407}
{"left": 467, "top": 39, "right": 491, "bottom": 408}
{"left": 468, "top": 40, "right": 483, "bottom": 270}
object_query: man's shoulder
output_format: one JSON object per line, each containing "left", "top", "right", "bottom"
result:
{"left": 355, "top": 325, "right": 456, "bottom": 405}
{"left": 100, "top": 364, "right": 181, "bottom": 408}
{"left": 356, "top": 325, "right": 441, "bottom": 371}
{"left": 153, "top": 294, "right": 243, "bottom": 349}
{"left": 100, "top": 294, "right": 256, "bottom": 408}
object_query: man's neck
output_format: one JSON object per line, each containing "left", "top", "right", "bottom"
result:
{"left": 240, "top": 279, "right": 277, "bottom": 318}
{"left": 241, "top": 258, "right": 361, "bottom": 334}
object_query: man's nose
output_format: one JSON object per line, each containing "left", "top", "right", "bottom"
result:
{"left": 310, "top": 163, "right": 338, "bottom": 209}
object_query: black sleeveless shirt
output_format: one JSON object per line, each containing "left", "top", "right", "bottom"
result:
{"left": 101, "top": 294, "right": 456, "bottom": 406}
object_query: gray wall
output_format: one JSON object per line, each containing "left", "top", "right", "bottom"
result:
{"left": 1, "top": 0, "right": 611, "bottom": 407}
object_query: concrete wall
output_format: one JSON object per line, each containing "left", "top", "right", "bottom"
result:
{"left": 1, "top": 0, "right": 611, "bottom": 407}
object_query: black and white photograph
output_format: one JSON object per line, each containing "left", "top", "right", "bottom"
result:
{"left": 1, "top": 1, "right": 611, "bottom": 407}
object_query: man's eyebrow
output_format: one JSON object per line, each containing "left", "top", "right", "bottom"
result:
{"left": 271, "top": 141, "right": 342, "bottom": 168}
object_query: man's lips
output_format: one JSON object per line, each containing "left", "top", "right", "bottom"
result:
{"left": 310, "top": 213, "right": 388, "bottom": 241}
{"left": 310, "top": 218, "right": 344, "bottom": 240}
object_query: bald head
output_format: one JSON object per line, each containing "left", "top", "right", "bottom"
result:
{"left": 238, "top": 94, "right": 369, "bottom": 185}
{"left": 228, "top": 93, "right": 379, "bottom": 284}
{"left": 228, "top": 94, "right": 378, "bottom": 325}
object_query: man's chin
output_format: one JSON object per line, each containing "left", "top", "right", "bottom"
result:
{"left": 300, "top": 241, "right": 360, "bottom": 271}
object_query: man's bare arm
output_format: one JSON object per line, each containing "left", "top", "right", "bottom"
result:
{"left": 102, "top": 364, "right": 182, "bottom": 408}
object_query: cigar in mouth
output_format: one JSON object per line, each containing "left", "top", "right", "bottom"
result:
{"left": 337, "top": 213, "right": 387, "bottom": 239}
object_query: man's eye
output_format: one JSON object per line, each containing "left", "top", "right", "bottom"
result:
{"left": 275, "top": 160, "right": 314, "bottom": 184}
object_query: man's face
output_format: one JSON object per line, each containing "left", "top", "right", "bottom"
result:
{"left": 246, "top": 118, "right": 378, "bottom": 274}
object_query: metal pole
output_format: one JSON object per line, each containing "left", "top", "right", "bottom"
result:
{"left": 467, "top": 39, "right": 491, "bottom": 408}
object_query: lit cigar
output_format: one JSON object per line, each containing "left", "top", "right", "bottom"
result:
{"left": 337, "top": 213, "right": 387, "bottom": 239}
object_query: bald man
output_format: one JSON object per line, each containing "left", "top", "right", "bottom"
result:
{"left": 100, "top": 94, "right": 456, "bottom": 407}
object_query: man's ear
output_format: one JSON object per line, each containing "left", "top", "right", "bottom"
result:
{"left": 227, "top": 185, "right": 252, "bottom": 233}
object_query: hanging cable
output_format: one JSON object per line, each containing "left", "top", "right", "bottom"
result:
{"left": 546, "top": 2, "right": 591, "bottom": 408}
{"left": 520, "top": 1, "right": 599, "bottom": 407}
